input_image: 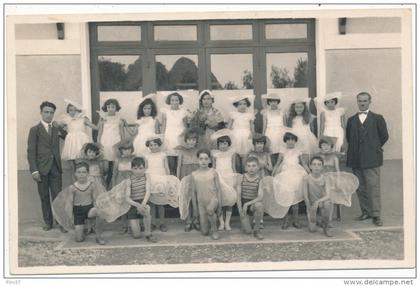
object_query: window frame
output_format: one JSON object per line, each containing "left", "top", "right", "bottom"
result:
{"left": 89, "top": 19, "right": 316, "bottom": 125}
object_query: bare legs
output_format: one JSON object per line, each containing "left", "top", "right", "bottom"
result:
{"left": 199, "top": 198, "right": 220, "bottom": 240}
{"left": 74, "top": 208, "right": 106, "bottom": 245}
{"left": 151, "top": 204, "right": 167, "bottom": 232}
{"left": 218, "top": 206, "right": 232, "bottom": 231}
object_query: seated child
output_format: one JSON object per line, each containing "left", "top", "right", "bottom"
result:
{"left": 272, "top": 131, "right": 310, "bottom": 229}
{"left": 125, "top": 157, "right": 157, "bottom": 242}
{"left": 237, "top": 156, "right": 264, "bottom": 240}
{"left": 52, "top": 162, "right": 106, "bottom": 245}
{"left": 303, "top": 156, "right": 333, "bottom": 237}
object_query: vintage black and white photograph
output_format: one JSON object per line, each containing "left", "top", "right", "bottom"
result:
{"left": 5, "top": 3, "right": 415, "bottom": 277}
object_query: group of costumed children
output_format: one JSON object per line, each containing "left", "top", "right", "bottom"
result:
{"left": 52, "top": 90, "right": 359, "bottom": 245}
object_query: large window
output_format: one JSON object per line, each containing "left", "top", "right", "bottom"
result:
{"left": 90, "top": 19, "right": 315, "bottom": 126}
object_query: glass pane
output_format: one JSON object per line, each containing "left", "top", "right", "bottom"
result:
{"left": 98, "top": 55, "right": 143, "bottom": 91}
{"left": 97, "top": 26, "right": 141, "bottom": 42}
{"left": 98, "top": 55, "right": 143, "bottom": 122}
{"left": 155, "top": 55, "right": 198, "bottom": 91}
{"left": 154, "top": 25, "right": 197, "bottom": 41}
{"left": 210, "top": 25, "right": 253, "bottom": 40}
{"left": 266, "top": 53, "right": 309, "bottom": 100}
{"left": 265, "top": 24, "right": 307, "bottom": 39}
{"left": 210, "top": 54, "right": 254, "bottom": 120}
{"left": 346, "top": 17, "right": 401, "bottom": 34}
{"left": 15, "top": 24, "right": 57, "bottom": 40}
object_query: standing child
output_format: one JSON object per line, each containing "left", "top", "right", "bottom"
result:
{"left": 285, "top": 98, "right": 318, "bottom": 155}
{"left": 160, "top": 92, "right": 189, "bottom": 175}
{"left": 144, "top": 135, "right": 170, "bottom": 232}
{"left": 272, "top": 131, "right": 310, "bottom": 229}
{"left": 318, "top": 136, "right": 360, "bottom": 221}
{"left": 97, "top": 98, "right": 125, "bottom": 189}
{"left": 237, "top": 156, "right": 264, "bottom": 240}
{"left": 303, "top": 156, "right": 333, "bottom": 237}
{"left": 132, "top": 94, "right": 159, "bottom": 157}
{"left": 176, "top": 129, "right": 201, "bottom": 232}
{"left": 246, "top": 134, "right": 273, "bottom": 177}
{"left": 59, "top": 99, "right": 97, "bottom": 173}
{"left": 261, "top": 93, "right": 286, "bottom": 155}
{"left": 80, "top": 143, "right": 107, "bottom": 192}
{"left": 210, "top": 129, "right": 237, "bottom": 231}
{"left": 125, "top": 157, "right": 158, "bottom": 242}
{"left": 52, "top": 162, "right": 106, "bottom": 245}
{"left": 319, "top": 92, "right": 346, "bottom": 152}
{"left": 228, "top": 95, "right": 255, "bottom": 167}
{"left": 112, "top": 140, "right": 135, "bottom": 187}
{"left": 112, "top": 140, "right": 135, "bottom": 234}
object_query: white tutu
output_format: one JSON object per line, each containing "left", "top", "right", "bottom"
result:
{"left": 291, "top": 116, "right": 318, "bottom": 155}
{"left": 133, "top": 117, "right": 157, "bottom": 156}
{"left": 148, "top": 174, "right": 180, "bottom": 207}
{"left": 100, "top": 115, "right": 122, "bottom": 161}
{"left": 263, "top": 109, "right": 287, "bottom": 153}
{"left": 60, "top": 114, "right": 92, "bottom": 161}
{"left": 260, "top": 176, "right": 290, "bottom": 218}
{"left": 62, "top": 131, "right": 90, "bottom": 161}
{"left": 229, "top": 111, "right": 254, "bottom": 155}
{"left": 273, "top": 148, "right": 308, "bottom": 207}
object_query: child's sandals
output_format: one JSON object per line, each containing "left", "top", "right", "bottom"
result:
{"left": 184, "top": 223, "right": 193, "bottom": 232}
{"left": 146, "top": 234, "right": 158, "bottom": 243}
{"left": 159, "top": 224, "right": 168, "bottom": 232}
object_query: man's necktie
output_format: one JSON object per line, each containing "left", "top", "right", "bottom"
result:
{"left": 47, "top": 124, "right": 52, "bottom": 137}
{"left": 359, "top": 111, "right": 368, "bottom": 115}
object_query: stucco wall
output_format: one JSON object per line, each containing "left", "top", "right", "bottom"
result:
{"left": 16, "top": 55, "right": 83, "bottom": 170}
{"left": 325, "top": 48, "right": 402, "bottom": 160}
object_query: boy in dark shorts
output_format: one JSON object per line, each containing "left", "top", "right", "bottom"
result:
{"left": 237, "top": 156, "right": 264, "bottom": 240}
{"left": 125, "top": 157, "right": 157, "bottom": 242}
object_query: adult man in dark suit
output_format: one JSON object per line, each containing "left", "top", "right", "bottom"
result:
{"left": 346, "top": 92, "right": 389, "bottom": 226}
{"left": 27, "top": 101, "right": 67, "bottom": 231}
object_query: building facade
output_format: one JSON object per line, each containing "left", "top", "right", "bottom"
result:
{"left": 7, "top": 7, "right": 411, "bottom": 223}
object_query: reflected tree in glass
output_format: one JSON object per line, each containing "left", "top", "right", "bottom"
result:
{"left": 156, "top": 56, "right": 199, "bottom": 91}
{"left": 98, "top": 56, "right": 143, "bottom": 91}
{"left": 293, "top": 58, "right": 308, "bottom": 88}
{"left": 270, "top": 57, "right": 308, "bottom": 88}
{"left": 242, "top": 70, "right": 254, "bottom": 89}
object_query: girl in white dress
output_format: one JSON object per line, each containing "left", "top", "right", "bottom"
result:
{"left": 144, "top": 135, "right": 170, "bottom": 232}
{"left": 285, "top": 98, "right": 318, "bottom": 155}
{"left": 272, "top": 131, "right": 310, "bottom": 229}
{"left": 160, "top": 92, "right": 189, "bottom": 175}
{"left": 228, "top": 95, "right": 255, "bottom": 168}
{"left": 132, "top": 94, "right": 159, "bottom": 157}
{"left": 319, "top": 92, "right": 346, "bottom": 152}
{"left": 97, "top": 98, "right": 125, "bottom": 189}
{"left": 210, "top": 129, "right": 238, "bottom": 231}
{"left": 261, "top": 93, "right": 286, "bottom": 154}
{"left": 58, "top": 100, "right": 97, "bottom": 173}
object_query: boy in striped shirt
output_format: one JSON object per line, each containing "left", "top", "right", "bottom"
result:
{"left": 125, "top": 157, "right": 157, "bottom": 243}
{"left": 237, "top": 156, "right": 264, "bottom": 240}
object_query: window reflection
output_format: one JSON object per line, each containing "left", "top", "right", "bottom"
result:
{"left": 266, "top": 53, "right": 309, "bottom": 100}
{"left": 210, "top": 54, "right": 253, "bottom": 90}
{"left": 98, "top": 55, "right": 143, "bottom": 91}
{"left": 155, "top": 55, "right": 199, "bottom": 91}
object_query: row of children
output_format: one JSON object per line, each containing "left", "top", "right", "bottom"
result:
{"left": 57, "top": 89, "right": 345, "bottom": 190}
{"left": 52, "top": 126, "right": 358, "bottom": 245}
